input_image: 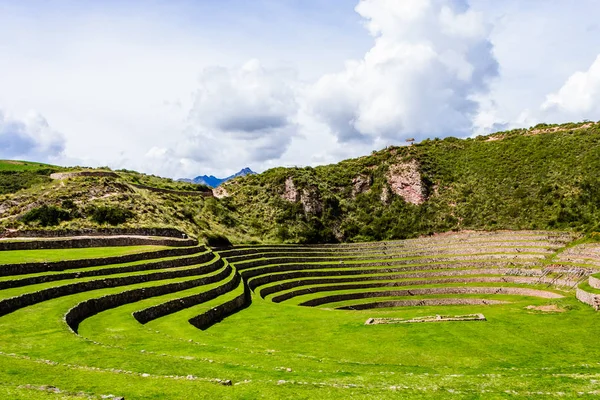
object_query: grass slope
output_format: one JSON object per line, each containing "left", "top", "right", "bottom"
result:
{"left": 1, "top": 232, "right": 599, "bottom": 398}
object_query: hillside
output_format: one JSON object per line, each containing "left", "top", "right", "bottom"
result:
{"left": 216, "top": 121, "right": 600, "bottom": 243}
{"left": 1, "top": 121, "right": 599, "bottom": 243}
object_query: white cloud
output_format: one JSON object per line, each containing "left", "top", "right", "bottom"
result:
{"left": 541, "top": 54, "right": 600, "bottom": 121}
{"left": 174, "top": 60, "right": 299, "bottom": 170}
{"left": 307, "top": 0, "right": 498, "bottom": 143}
{"left": 0, "top": 110, "right": 65, "bottom": 162}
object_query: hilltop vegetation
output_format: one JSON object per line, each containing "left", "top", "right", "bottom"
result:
{"left": 1, "top": 121, "right": 600, "bottom": 243}
{"left": 220, "top": 121, "right": 600, "bottom": 242}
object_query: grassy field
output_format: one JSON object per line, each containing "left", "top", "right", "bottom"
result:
{"left": 0, "top": 160, "right": 59, "bottom": 172}
{"left": 0, "top": 245, "right": 170, "bottom": 264}
{"left": 0, "top": 231, "right": 599, "bottom": 399}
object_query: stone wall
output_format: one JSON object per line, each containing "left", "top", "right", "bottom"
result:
{"left": 269, "top": 276, "right": 548, "bottom": 303}
{"left": 133, "top": 268, "right": 239, "bottom": 324}
{"left": 589, "top": 275, "right": 600, "bottom": 290}
{"left": 0, "top": 255, "right": 222, "bottom": 317}
{"left": 0, "top": 253, "right": 220, "bottom": 290}
{"left": 253, "top": 268, "right": 542, "bottom": 295}
{"left": 50, "top": 171, "right": 118, "bottom": 180}
{"left": 0, "top": 236, "right": 197, "bottom": 251}
{"left": 299, "top": 286, "right": 563, "bottom": 307}
{"left": 576, "top": 287, "right": 600, "bottom": 311}
{"left": 130, "top": 183, "right": 213, "bottom": 197}
{"left": 238, "top": 260, "right": 541, "bottom": 281}
{"left": 188, "top": 282, "right": 251, "bottom": 330}
{"left": 0, "top": 245, "right": 206, "bottom": 276}
{"left": 0, "top": 227, "right": 193, "bottom": 239}
{"left": 65, "top": 263, "right": 227, "bottom": 333}
{"left": 224, "top": 246, "right": 553, "bottom": 264}
{"left": 338, "top": 298, "right": 507, "bottom": 310}
{"left": 233, "top": 254, "right": 544, "bottom": 273}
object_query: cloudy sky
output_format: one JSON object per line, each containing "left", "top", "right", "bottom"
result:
{"left": 1, "top": 0, "right": 600, "bottom": 178}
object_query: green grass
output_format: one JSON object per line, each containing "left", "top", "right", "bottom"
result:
{"left": 0, "top": 245, "right": 170, "bottom": 264}
{"left": 0, "top": 160, "right": 59, "bottom": 172}
{"left": 1, "top": 232, "right": 600, "bottom": 399}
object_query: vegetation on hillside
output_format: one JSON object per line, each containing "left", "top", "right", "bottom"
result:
{"left": 1, "top": 121, "right": 599, "bottom": 243}
{"left": 214, "top": 121, "right": 600, "bottom": 243}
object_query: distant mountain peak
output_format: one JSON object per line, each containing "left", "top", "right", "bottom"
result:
{"left": 181, "top": 167, "right": 255, "bottom": 188}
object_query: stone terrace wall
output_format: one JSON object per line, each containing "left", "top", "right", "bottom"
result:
{"left": 269, "top": 277, "right": 548, "bottom": 303}
{"left": 300, "top": 286, "right": 563, "bottom": 307}
{"left": 50, "top": 171, "right": 118, "bottom": 180}
{"left": 188, "top": 282, "right": 251, "bottom": 330}
{"left": 0, "top": 253, "right": 220, "bottom": 290}
{"left": 65, "top": 265, "right": 227, "bottom": 333}
{"left": 338, "top": 298, "right": 507, "bottom": 310}
{"left": 0, "top": 228, "right": 192, "bottom": 239}
{"left": 130, "top": 183, "right": 213, "bottom": 197}
{"left": 0, "top": 255, "right": 222, "bottom": 318}
{"left": 0, "top": 246, "right": 206, "bottom": 277}
{"left": 239, "top": 260, "right": 542, "bottom": 281}
{"left": 576, "top": 287, "right": 600, "bottom": 311}
{"left": 589, "top": 275, "right": 600, "bottom": 290}
{"left": 0, "top": 236, "right": 197, "bottom": 251}
{"left": 133, "top": 269, "right": 239, "bottom": 324}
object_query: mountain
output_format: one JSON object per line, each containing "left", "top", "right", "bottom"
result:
{"left": 181, "top": 167, "right": 255, "bottom": 188}
{"left": 1, "top": 121, "right": 600, "bottom": 244}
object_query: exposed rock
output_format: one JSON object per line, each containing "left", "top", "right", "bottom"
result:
{"left": 282, "top": 177, "right": 300, "bottom": 202}
{"left": 300, "top": 188, "right": 322, "bottom": 214}
{"left": 380, "top": 185, "right": 391, "bottom": 205}
{"left": 213, "top": 185, "right": 229, "bottom": 199}
{"left": 281, "top": 177, "right": 322, "bottom": 214}
{"left": 351, "top": 175, "right": 372, "bottom": 198}
{"left": 385, "top": 160, "right": 426, "bottom": 205}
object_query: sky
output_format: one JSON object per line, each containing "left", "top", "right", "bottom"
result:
{"left": 1, "top": 0, "right": 600, "bottom": 178}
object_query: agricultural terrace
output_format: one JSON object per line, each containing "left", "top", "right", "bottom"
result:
{"left": 0, "top": 230, "right": 599, "bottom": 399}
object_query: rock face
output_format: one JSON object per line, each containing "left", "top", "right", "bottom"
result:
{"left": 212, "top": 185, "right": 229, "bottom": 199}
{"left": 282, "top": 177, "right": 300, "bottom": 202}
{"left": 281, "top": 177, "right": 322, "bottom": 214}
{"left": 385, "top": 160, "right": 426, "bottom": 205}
{"left": 351, "top": 175, "right": 372, "bottom": 197}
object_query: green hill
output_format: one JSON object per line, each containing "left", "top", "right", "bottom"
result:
{"left": 219, "top": 121, "right": 600, "bottom": 242}
{"left": 1, "top": 121, "right": 599, "bottom": 243}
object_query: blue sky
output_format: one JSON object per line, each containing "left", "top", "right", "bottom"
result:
{"left": 1, "top": 0, "right": 600, "bottom": 177}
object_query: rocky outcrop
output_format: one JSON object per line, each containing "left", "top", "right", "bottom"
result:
{"left": 282, "top": 177, "right": 300, "bottom": 202}
{"left": 351, "top": 175, "right": 372, "bottom": 197}
{"left": 50, "top": 171, "right": 118, "bottom": 180}
{"left": 281, "top": 177, "right": 322, "bottom": 214}
{"left": 380, "top": 185, "right": 391, "bottom": 205}
{"left": 385, "top": 160, "right": 426, "bottom": 205}
{"left": 212, "top": 185, "right": 229, "bottom": 199}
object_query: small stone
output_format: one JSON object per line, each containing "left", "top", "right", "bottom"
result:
{"left": 277, "top": 380, "right": 286, "bottom": 385}
{"left": 221, "top": 380, "right": 232, "bottom": 386}
{"left": 141, "top": 373, "right": 150, "bottom": 378}
{"left": 286, "top": 368, "right": 292, "bottom": 372}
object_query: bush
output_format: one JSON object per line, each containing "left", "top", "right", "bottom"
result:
{"left": 90, "top": 206, "right": 134, "bottom": 225}
{"left": 204, "top": 233, "right": 232, "bottom": 248}
{"left": 21, "top": 205, "right": 72, "bottom": 227}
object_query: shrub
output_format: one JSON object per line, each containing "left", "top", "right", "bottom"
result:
{"left": 90, "top": 206, "right": 134, "bottom": 225}
{"left": 21, "top": 205, "right": 72, "bottom": 227}
{"left": 204, "top": 233, "right": 232, "bottom": 248}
